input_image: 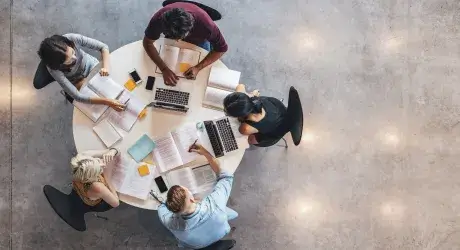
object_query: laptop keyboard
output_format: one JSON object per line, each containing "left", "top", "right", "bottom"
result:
{"left": 154, "top": 88, "right": 190, "bottom": 106}
{"left": 204, "top": 121, "right": 224, "bottom": 158}
{"left": 216, "top": 118, "right": 239, "bottom": 152}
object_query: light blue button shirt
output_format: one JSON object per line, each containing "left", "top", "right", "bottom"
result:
{"left": 158, "top": 171, "right": 237, "bottom": 249}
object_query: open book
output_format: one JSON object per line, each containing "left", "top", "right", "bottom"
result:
{"left": 166, "top": 164, "right": 216, "bottom": 195}
{"left": 106, "top": 90, "right": 146, "bottom": 132}
{"left": 109, "top": 155, "right": 156, "bottom": 200}
{"left": 203, "top": 67, "right": 241, "bottom": 110}
{"left": 93, "top": 119, "right": 122, "bottom": 147}
{"left": 155, "top": 45, "right": 201, "bottom": 77}
{"left": 74, "top": 75, "right": 124, "bottom": 122}
{"left": 153, "top": 123, "right": 202, "bottom": 173}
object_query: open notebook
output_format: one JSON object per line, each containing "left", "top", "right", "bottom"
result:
{"left": 108, "top": 155, "right": 156, "bottom": 200}
{"left": 106, "top": 90, "right": 146, "bottom": 132}
{"left": 155, "top": 45, "right": 201, "bottom": 77}
{"left": 73, "top": 75, "right": 124, "bottom": 122}
{"left": 166, "top": 164, "right": 216, "bottom": 195}
{"left": 203, "top": 67, "right": 241, "bottom": 110}
{"left": 153, "top": 123, "right": 202, "bottom": 173}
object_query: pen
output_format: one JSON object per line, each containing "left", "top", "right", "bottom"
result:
{"left": 189, "top": 139, "right": 198, "bottom": 152}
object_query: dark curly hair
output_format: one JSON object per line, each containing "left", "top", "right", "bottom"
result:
{"left": 161, "top": 8, "right": 194, "bottom": 40}
{"left": 37, "top": 35, "right": 75, "bottom": 70}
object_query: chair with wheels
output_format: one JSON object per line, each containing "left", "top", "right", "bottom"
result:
{"left": 33, "top": 60, "right": 55, "bottom": 90}
{"left": 43, "top": 185, "right": 112, "bottom": 232}
{"left": 199, "top": 239, "right": 236, "bottom": 250}
{"left": 254, "top": 86, "right": 304, "bottom": 148}
{"left": 162, "top": 0, "right": 222, "bottom": 21}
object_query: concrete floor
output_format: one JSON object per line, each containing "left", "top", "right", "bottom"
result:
{"left": 2, "top": 0, "right": 460, "bottom": 249}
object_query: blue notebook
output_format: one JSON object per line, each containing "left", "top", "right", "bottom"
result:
{"left": 128, "top": 134, "right": 156, "bottom": 162}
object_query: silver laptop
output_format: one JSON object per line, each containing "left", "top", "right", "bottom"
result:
{"left": 151, "top": 80, "right": 192, "bottom": 112}
{"left": 200, "top": 117, "right": 239, "bottom": 158}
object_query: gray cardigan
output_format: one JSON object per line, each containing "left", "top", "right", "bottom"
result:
{"left": 47, "top": 33, "right": 109, "bottom": 103}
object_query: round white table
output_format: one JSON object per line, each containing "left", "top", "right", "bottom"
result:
{"left": 72, "top": 38, "right": 246, "bottom": 210}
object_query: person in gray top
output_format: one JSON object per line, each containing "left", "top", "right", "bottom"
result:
{"left": 38, "top": 33, "right": 125, "bottom": 111}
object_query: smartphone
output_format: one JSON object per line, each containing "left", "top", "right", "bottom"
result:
{"left": 146, "top": 76, "right": 155, "bottom": 90}
{"left": 129, "top": 69, "right": 142, "bottom": 85}
{"left": 154, "top": 176, "right": 168, "bottom": 193}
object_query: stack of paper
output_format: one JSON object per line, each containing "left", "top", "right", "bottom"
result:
{"left": 93, "top": 119, "right": 122, "bottom": 147}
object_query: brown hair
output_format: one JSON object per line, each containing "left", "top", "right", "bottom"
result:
{"left": 166, "top": 185, "right": 187, "bottom": 213}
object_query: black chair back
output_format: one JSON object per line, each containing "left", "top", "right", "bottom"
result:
{"left": 43, "top": 185, "right": 111, "bottom": 231}
{"left": 285, "top": 87, "right": 303, "bottom": 145}
{"left": 162, "top": 0, "right": 222, "bottom": 21}
{"left": 199, "top": 239, "right": 236, "bottom": 250}
{"left": 33, "top": 61, "right": 55, "bottom": 89}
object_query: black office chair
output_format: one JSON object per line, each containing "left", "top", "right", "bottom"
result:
{"left": 33, "top": 60, "right": 55, "bottom": 89}
{"left": 255, "top": 86, "right": 304, "bottom": 148}
{"left": 199, "top": 239, "right": 236, "bottom": 250}
{"left": 162, "top": 0, "right": 222, "bottom": 21}
{"left": 43, "top": 185, "right": 112, "bottom": 232}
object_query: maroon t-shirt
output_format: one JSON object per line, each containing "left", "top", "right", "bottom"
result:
{"left": 145, "top": 2, "right": 228, "bottom": 52}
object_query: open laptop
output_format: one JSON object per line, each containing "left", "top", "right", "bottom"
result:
{"left": 150, "top": 79, "right": 193, "bottom": 113}
{"left": 199, "top": 117, "right": 240, "bottom": 158}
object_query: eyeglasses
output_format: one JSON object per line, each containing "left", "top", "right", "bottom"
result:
{"left": 149, "top": 190, "right": 165, "bottom": 204}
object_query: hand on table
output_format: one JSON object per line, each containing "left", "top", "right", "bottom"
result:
{"left": 102, "top": 148, "right": 118, "bottom": 165}
{"left": 184, "top": 66, "right": 200, "bottom": 80}
{"left": 99, "top": 68, "right": 110, "bottom": 76}
{"left": 109, "top": 100, "right": 126, "bottom": 112}
{"left": 162, "top": 67, "right": 179, "bottom": 86}
{"left": 188, "top": 143, "right": 208, "bottom": 155}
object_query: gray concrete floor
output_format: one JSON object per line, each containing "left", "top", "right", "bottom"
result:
{"left": 2, "top": 0, "right": 460, "bottom": 249}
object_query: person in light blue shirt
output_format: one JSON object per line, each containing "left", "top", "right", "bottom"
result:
{"left": 157, "top": 143, "right": 238, "bottom": 249}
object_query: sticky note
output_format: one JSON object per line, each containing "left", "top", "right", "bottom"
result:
{"left": 138, "top": 108, "right": 147, "bottom": 119}
{"left": 138, "top": 164, "right": 150, "bottom": 177}
{"left": 124, "top": 79, "right": 137, "bottom": 91}
{"left": 179, "top": 63, "right": 191, "bottom": 73}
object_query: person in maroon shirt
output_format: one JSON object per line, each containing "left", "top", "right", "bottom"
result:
{"left": 143, "top": 2, "right": 228, "bottom": 86}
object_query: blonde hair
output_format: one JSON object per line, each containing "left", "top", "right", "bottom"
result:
{"left": 70, "top": 154, "right": 103, "bottom": 183}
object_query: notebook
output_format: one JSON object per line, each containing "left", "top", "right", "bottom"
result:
{"left": 92, "top": 119, "right": 122, "bottom": 147}
{"left": 165, "top": 164, "right": 216, "bottom": 195}
{"left": 128, "top": 134, "right": 156, "bottom": 162}
{"left": 155, "top": 45, "right": 201, "bottom": 77}
{"left": 106, "top": 90, "right": 147, "bottom": 132}
{"left": 152, "top": 123, "right": 203, "bottom": 173}
{"left": 203, "top": 67, "right": 241, "bottom": 110}
{"left": 108, "top": 155, "right": 157, "bottom": 200}
{"left": 73, "top": 75, "right": 124, "bottom": 122}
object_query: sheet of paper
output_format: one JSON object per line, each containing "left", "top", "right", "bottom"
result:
{"left": 74, "top": 86, "right": 108, "bottom": 122}
{"left": 159, "top": 45, "right": 180, "bottom": 73}
{"left": 208, "top": 67, "right": 241, "bottom": 91}
{"left": 92, "top": 119, "right": 122, "bottom": 147}
{"left": 166, "top": 167, "right": 199, "bottom": 194}
{"left": 109, "top": 154, "right": 131, "bottom": 190}
{"left": 107, "top": 90, "right": 146, "bottom": 131}
{"left": 192, "top": 164, "right": 216, "bottom": 193}
{"left": 111, "top": 155, "right": 156, "bottom": 200}
{"left": 171, "top": 123, "right": 201, "bottom": 164}
{"left": 128, "top": 134, "right": 156, "bottom": 162}
{"left": 175, "top": 48, "right": 200, "bottom": 76}
{"left": 153, "top": 134, "right": 183, "bottom": 173}
{"left": 89, "top": 74, "right": 124, "bottom": 99}
{"left": 202, "top": 87, "right": 232, "bottom": 110}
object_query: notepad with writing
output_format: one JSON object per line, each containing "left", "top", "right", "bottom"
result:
{"left": 153, "top": 123, "right": 203, "bottom": 173}
{"left": 73, "top": 75, "right": 124, "bottom": 122}
{"left": 106, "top": 90, "right": 147, "bottom": 132}
{"left": 109, "top": 155, "right": 156, "bottom": 200}
{"left": 155, "top": 45, "right": 201, "bottom": 77}
{"left": 203, "top": 67, "right": 241, "bottom": 110}
{"left": 92, "top": 119, "right": 122, "bottom": 147}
